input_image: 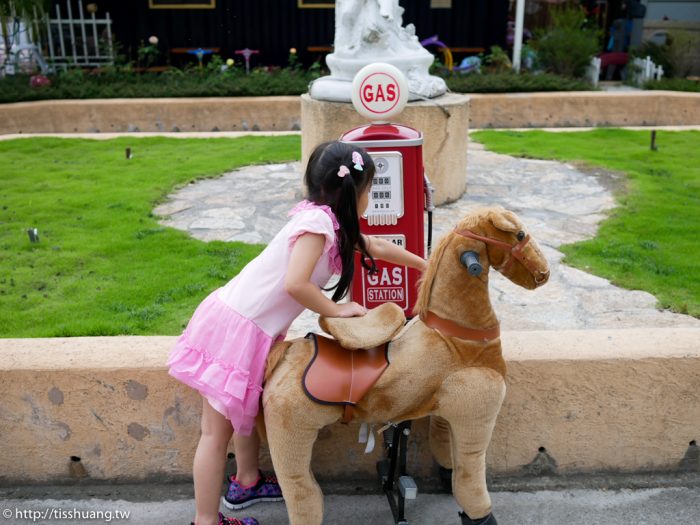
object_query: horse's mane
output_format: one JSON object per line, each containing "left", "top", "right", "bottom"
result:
{"left": 413, "top": 211, "right": 485, "bottom": 318}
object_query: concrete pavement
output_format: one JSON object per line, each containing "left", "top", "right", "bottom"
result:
{"left": 2, "top": 480, "right": 700, "bottom": 524}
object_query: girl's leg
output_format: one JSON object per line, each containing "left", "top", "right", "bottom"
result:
{"left": 232, "top": 429, "right": 261, "bottom": 486}
{"left": 222, "top": 426, "right": 282, "bottom": 511}
{"left": 194, "top": 397, "right": 234, "bottom": 525}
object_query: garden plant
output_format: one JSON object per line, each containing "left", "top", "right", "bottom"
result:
{"left": 529, "top": 5, "right": 600, "bottom": 78}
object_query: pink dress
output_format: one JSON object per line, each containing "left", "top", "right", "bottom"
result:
{"left": 167, "top": 201, "right": 342, "bottom": 435}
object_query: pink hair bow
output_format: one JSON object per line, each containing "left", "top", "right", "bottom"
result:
{"left": 337, "top": 165, "right": 350, "bottom": 178}
{"left": 352, "top": 151, "right": 364, "bottom": 171}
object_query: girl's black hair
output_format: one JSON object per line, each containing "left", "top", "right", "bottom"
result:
{"left": 305, "top": 141, "right": 377, "bottom": 302}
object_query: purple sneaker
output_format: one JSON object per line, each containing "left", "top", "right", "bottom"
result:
{"left": 222, "top": 470, "right": 283, "bottom": 510}
{"left": 189, "top": 513, "right": 259, "bottom": 525}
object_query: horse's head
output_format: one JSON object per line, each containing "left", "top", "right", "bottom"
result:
{"left": 415, "top": 206, "right": 549, "bottom": 319}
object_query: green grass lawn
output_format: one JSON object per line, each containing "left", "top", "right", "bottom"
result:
{"left": 3, "top": 131, "right": 697, "bottom": 338}
{"left": 0, "top": 136, "right": 300, "bottom": 337}
{"left": 472, "top": 129, "right": 700, "bottom": 317}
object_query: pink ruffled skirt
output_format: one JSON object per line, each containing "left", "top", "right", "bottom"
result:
{"left": 167, "top": 289, "right": 274, "bottom": 436}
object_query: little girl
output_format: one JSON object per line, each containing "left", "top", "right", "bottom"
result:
{"left": 167, "top": 141, "right": 427, "bottom": 525}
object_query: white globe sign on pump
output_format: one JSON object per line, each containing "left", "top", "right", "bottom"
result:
{"left": 351, "top": 63, "right": 409, "bottom": 123}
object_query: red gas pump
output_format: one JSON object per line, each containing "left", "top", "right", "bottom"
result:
{"left": 340, "top": 63, "right": 432, "bottom": 316}
{"left": 341, "top": 124, "right": 426, "bottom": 315}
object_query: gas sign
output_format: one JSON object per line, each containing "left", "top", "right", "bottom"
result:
{"left": 360, "top": 235, "right": 408, "bottom": 310}
{"left": 351, "top": 63, "right": 409, "bottom": 122}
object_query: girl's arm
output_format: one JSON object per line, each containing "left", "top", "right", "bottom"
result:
{"left": 362, "top": 234, "right": 428, "bottom": 273}
{"left": 285, "top": 233, "right": 366, "bottom": 318}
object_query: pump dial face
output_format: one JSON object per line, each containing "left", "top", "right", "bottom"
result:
{"left": 364, "top": 151, "right": 404, "bottom": 219}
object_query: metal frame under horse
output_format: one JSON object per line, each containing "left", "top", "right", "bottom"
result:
{"left": 261, "top": 205, "right": 550, "bottom": 525}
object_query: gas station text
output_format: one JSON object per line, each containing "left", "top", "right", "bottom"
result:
{"left": 367, "top": 267, "right": 403, "bottom": 286}
{"left": 367, "top": 287, "right": 405, "bottom": 302}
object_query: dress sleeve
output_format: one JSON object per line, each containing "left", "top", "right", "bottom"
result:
{"left": 287, "top": 209, "right": 337, "bottom": 255}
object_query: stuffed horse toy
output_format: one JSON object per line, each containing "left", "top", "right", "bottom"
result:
{"left": 262, "top": 206, "right": 550, "bottom": 525}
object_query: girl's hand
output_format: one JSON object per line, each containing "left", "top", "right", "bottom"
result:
{"left": 334, "top": 301, "right": 367, "bottom": 318}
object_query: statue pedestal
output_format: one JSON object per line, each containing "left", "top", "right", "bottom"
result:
{"left": 301, "top": 93, "right": 470, "bottom": 206}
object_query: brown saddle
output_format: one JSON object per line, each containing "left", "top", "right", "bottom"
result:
{"left": 302, "top": 333, "right": 390, "bottom": 424}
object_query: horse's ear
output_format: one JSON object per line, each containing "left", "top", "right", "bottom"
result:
{"left": 489, "top": 209, "right": 519, "bottom": 233}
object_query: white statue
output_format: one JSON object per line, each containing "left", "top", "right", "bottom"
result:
{"left": 309, "top": 0, "right": 447, "bottom": 102}
{"left": 334, "top": 0, "right": 418, "bottom": 58}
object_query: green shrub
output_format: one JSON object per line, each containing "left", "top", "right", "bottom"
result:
{"left": 136, "top": 40, "right": 160, "bottom": 69}
{"left": 0, "top": 64, "right": 596, "bottom": 102}
{"left": 644, "top": 77, "right": 700, "bottom": 92}
{"left": 634, "top": 31, "right": 700, "bottom": 80}
{"left": 665, "top": 30, "right": 700, "bottom": 78}
{"left": 531, "top": 6, "right": 600, "bottom": 78}
{"left": 483, "top": 46, "right": 512, "bottom": 73}
{"left": 632, "top": 41, "right": 674, "bottom": 77}
{"left": 0, "top": 66, "right": 318, "bottom": 103}
{"left": 446, "top": 71, "right": 594, "bottom": 93}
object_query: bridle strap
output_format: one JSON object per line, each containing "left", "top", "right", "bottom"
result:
{"left": 421, "top": 310, "right": 500, "bottom": 343}
{"left": 454, "top": 228, "right": 543, "bottom": 278}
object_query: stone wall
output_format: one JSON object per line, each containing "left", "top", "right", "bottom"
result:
{"left": 0, "top": 97, "right": 302, "bottom": 135}
{"left": 1, "top": 328, "right": 698, "bottom": 485}
{"left": 467, "top": 91, "right": 700, "bottom": 128}
{"left": 1, "top": 91, "right": 698, "bottom": 136}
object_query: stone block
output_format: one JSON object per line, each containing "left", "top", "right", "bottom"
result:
{"left": 1, "top": 328, "right": 698, "bottom": 484}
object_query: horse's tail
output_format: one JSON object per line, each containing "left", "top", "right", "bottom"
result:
{"left": 264, "top": 340, "right": 292, "bottom": 383}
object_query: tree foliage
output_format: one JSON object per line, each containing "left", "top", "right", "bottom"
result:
{"left": 532, "top": 6, "right": 600, "bottom": 78}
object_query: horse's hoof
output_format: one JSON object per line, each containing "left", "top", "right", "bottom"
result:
{"left": 459, "top": 511, "right": 497, "bottom": 525}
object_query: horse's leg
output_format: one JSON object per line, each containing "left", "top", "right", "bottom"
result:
{"left": 264, "top": 370, "right": 336, "bottom": 525}
{"left": 266, "top": 419, "right": 322, "bottom": 525}
{"left": 429, "top": 415, "right": 452, "bottom": 468}
{"left": 437, "top": 367, "right": 505, "bottom": 522}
